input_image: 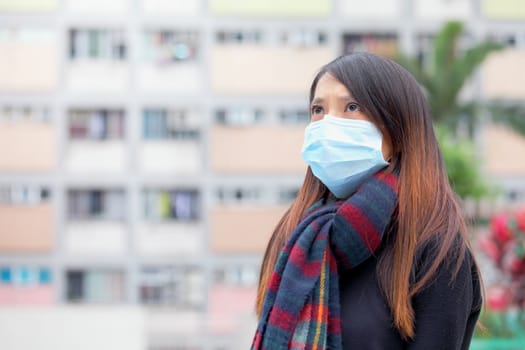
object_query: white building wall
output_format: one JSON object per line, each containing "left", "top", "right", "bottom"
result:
{"left": 66, "top": 141, "right": 127, "bottom": 174}
{"left": 139, "top": 141, "right": 201, "bottom": 174}
{"left": 136, "top": 222, "right": 203, "bottom": 256}
{"left": 65, "top": 222, "right": 127, "bottom": 256}
{"left": 67, "top": 63, "right": 129, "bottom": 93}
{"left": 0, "top": 306, "right": 145, "bottom": 350}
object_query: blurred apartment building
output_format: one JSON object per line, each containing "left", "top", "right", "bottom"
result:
{"left": 0, "top": 0, "right": 525, "bottom": 349}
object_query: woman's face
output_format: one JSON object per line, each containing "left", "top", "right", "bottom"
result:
{"left": 310, "top": 73, "right": 393, "bottom": 160}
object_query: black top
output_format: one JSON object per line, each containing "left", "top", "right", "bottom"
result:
{"left": 339, "top": 238, "right": 482, "bottom": 349}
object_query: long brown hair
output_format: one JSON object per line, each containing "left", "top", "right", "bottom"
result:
{"left": 256, "top": 52, "right": 477, "bottom": 340}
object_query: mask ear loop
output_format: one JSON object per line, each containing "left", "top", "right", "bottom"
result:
{"left": 377, "top": 122, "right": 393, "bottom": 164}
{"left": 377, "top": 130, "right": 390, "bottom": 163}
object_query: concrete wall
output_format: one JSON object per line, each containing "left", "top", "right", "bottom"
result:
{"left": 0, "top": 122, "right": 56, "bottom": 172}
{"left": 482, "top": 50, "right": 525, "bottom": 99}
{"left": 0, "top": 30, "right": 58, "bottom": 92}
{"left": 211, "top": 204, "right": 288, "bottom": 253}
{"left": 211, "top": 125, "right": 305, "bottom": 173}
{"left": 66, "top": 141, "right": 127, "bottom": 174}
{"left": 211, "top": 46, "right": 332, "bottom": 95}
{"left": 139, "top": 141, "right": 202, "bottom": 175}
{"left": 65, "top": 222, "right": 127, "bottom": 256}
{"left": 0, "top": 205, "right": 53, "bottom": 252}
{"left": 483, "top": 124, "right": 525, "bottom": 176}
{"left": 0, "top": 306, "right": 145, "bottom": 350}
{"left": 210, "top": 0, "right": 330, "bottom": 16}
{"left": 136, "top": 222, "right": 204, "bottom": 256}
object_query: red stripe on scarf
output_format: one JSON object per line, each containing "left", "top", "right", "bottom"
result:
{"left": 290, "top": 246, "right": 322, "bottom": 277}
{"left": 337, "top": 203, "right": 381, "bottom": 252}
{"left": 328, "top": 316, "right": 342, "bottom": 334}
{"left": 253, "top": 332, "right": 262, "bottom": 349}
{"left": 289, "top": 341, "right": 307, "bottom": 349}
{"left": 331, "top": 244, "right": 353, "bottom": 269}
{"left": 298, "top": 303, "right": 329, "bottom": 322}
{"left": 298, "top": 303, "right": 313, "bottom": 321}
{"left": 375, "top": 172, "right": 398, "bottom": 191}
{"left": 268, "top": 306, "right": 294, "bottom": 331}
{"left": 268, "top": 272, "right": 282, "bottom": 292}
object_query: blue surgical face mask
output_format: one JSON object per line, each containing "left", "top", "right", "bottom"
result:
{"left": 301, "top": 114, "right": 389, "bottom": 198}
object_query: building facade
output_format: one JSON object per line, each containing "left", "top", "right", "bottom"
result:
{"left": 1, "top": 0, "right": 525, "bottom": 349}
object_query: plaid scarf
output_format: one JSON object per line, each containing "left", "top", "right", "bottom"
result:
{"left": 252, "top": 170, "right": 398, "bottom": 350}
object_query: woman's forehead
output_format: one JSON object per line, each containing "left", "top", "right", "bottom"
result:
{"left": 313, "top": 73, "right": 355, "bottom": 100}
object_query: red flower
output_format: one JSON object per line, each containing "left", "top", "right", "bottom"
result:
{"left": 485, "top": 209, "right": 525, "bottom": 312}
{"left": 491, "top": 213, "right": 514, "bottom": 244}
{"left": 478, "top": 233, "right": 502, "bottom": 264}
{"left": 502, "top": 247, "right": 524, "bottom": 274}
{"left": 516, "top": 209, "right": 525, "bottom": 232}
{"left": 487, "top": 285, "right": 513, "bottom": 311}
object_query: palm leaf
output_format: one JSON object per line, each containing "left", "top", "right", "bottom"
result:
{"left": 449, "top": 41, "right": 503, "bottom": 104}
{"left": 393, "top": 21, "right": 507, "bottom": 201}
{"left": 433, "top": 21, "right": 463, "bottom": 76}
{"left": 487, "top": 101, "right": 525, "bottom": 136}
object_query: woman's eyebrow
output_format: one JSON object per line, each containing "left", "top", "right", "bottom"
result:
{"left": 311, "top": 95, "right": 356, "bottom": 104}
{"left": 337, "top": 95, "right": 355, "bottom": 102}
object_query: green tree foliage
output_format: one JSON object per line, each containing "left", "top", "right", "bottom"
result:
{"left": 487, "top": 101, "right": 525, "bottom": 136}
{"left": 396, "top": 21, "right": 503, "bottom": 199}
{"left": 396, "top": 21, "right": 503, "bottom": 134}
{"left": 436, "top": 127, "right": 492, "bottom": 200}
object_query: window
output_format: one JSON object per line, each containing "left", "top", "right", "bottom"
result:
{"left": 66, "top": 271, "right": 83, "bottom": 301}
{"left": 216, "top": 29, "right": 263, "bottom": 44}
{"left": 0, "top": 185, "right": 51, "bottom": 205}
{"left": 415, "top": 33, "right": 433, "bottom": 68}
{"left": 216, "top": 187, "right": 261, "bottom": 204}
{"left": 0, "top": 267, "right": 11, "bottom": 284}
{"left": 69, "top": 109, "right": 125, "bottom": 140}
{"left": 143, "top": 30, "right": 199, "bottom": 64}
{"left": 486, "top": 32, "right": 517, "bottom": 48}
{"left": 213, "top": 265, "right": 259, "bottom": 286}
{"left": 68, "top": 189, "right": 125, "bottom": 220}
{"left": 343, "top": 33, "right": 398, "bottom": 58}
{"left": 278, "top": 188, "right": 300, "bottom": 203}
{"left": 279, "top": 109, "right": 309, "bottom": 124}
{"left": 0, "top": 105, "right": 51, "bottom": 122}
{"left": 415, "top": 32, "right": 474, "bottom": 68}
{"left": 66, "top": 269, "right": 125, "bottom": 303}
{"left": 143, "top": 109, "right": 200, "bottom": 140}
{"left": 216, "top": 186, "right": 299, "bottom": 204}
{"left": 69, "top": 29, "right": 126, "bottom": 61}
{"left": 279, "top": 29, "right": 327, "bottom": 47}
{"left": 39, "top": 268, "right": 52, "bottom": 284}
{"left": 0, "top": 266, "right": 52, "bottom": 286}
{"left": 506, "top": 189, "right": 525, "bottom": 202}
{"left": 139, "top": 266, "right": 204, "bottom": 309}
{"left": 144, "top": 189, "right": 200, "bottom": 221}
{"left": 215, "top": 108, "right": 265, "bottom": 125}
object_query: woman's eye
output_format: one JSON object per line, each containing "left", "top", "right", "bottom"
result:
{"left": 346, "top": 103, "right": 360, "bottom": 112}
{"left": 311, "top": 105, "right": 324, "bottom": 115}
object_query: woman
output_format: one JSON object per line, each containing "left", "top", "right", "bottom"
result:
{"left": 252, "top": 53, "right": 482, "bottom": 349}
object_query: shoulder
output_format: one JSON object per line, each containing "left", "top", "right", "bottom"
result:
{"left": 414, "top": 233, "right": 471, "bottom": 275}
{"left": 406, "top": 235, "right": 483, "bottom": 348}
{"left": 413, "top": 233, "right": 482, "bottom": 311}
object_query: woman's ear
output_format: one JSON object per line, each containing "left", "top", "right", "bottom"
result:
{"left": 381, "top": 133, "right": 393, "bottom": 161}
